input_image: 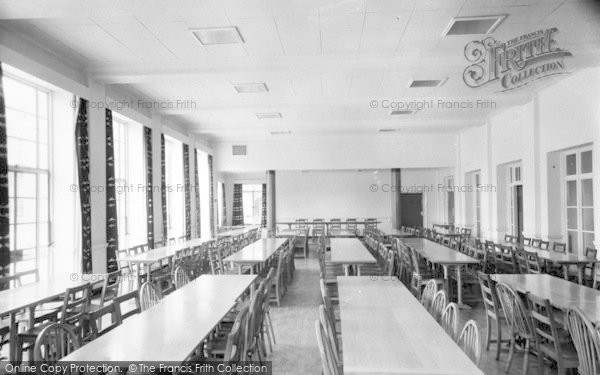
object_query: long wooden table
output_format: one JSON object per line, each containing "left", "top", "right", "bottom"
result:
{"left": 328, "top": 229, "right": 357, "bottom": 238}
{"left": 223, "top": 238, "right": 287, "bottom": 274}
{"left": 278, "top": 220, "right": 380, "bottom": 232}
{"left": 337, "top": 276, "right": 483, "bottom": 374}
{"left": 0, "top": 278, "right": 91, "bottom": 362}
{"left": 385, "top": 228, "right": 413, "bottom": 238}
{"left": 490, "top": 273, "right": 600, "bottom": 321}
{"left": 330, "top": 238, "right": 376, "bottom": 276}
{"left": 402, "top": 238, "right": 480, "bottom": 308}
{"left": 217, "top": 226, "right": 258, "bottom": 238}
{"left": 61, "top": 274, "right": 256, "bottom": 362}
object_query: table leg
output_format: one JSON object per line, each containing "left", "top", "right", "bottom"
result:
{"left": 578, "top": 265, "right": 584, "bottom": 285}
{"left": 8, "top": 312, "right": 17, "bottom": 363}
{"left": 357, "top": 265, "right": 362, "bottom": 276}
{"left": 562, "top": 265, "right": 569, "bottom": 281}
{"left": 456, "top": 266, "right": 471, "bottom": 309}
{"left": 442, "top": 265, "right": 449, "bottom": 292}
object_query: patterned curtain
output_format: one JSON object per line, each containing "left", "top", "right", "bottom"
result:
{"left": 160, "top": 134, "right": 168, "bottom": 241}
{"left": 75, "top": 98, "right": 92, "bottom": 273}
{"left": 208, "top": 155, "right": 215, "bottom": 237}
{"left": 0, "top": 63, "right": 9, "bottom": 285}
{"left": 105, "top": 109, "right": 118, "bottom": 272}
{"left": 232, "top": 184, "right": 244, "bottom": 226}
{"left": 182, "top": 144, "right": 191, "bottom": 240}
{"left": 144, "top": 127, "right": 154, "bottom": 248}
{"left": 221, "top": 182, "right": 227, "bottom": 227}
{"left": 261, "top": 183, "right": 267, "bottom": 228}
{"left": 193, "top": 149, "right": 200, "bottom": 238}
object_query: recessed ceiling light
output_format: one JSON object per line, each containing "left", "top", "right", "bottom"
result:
{"left": 256, "top": 112, "right": 282, "bottom": 119}
{"left": 378, "top": 128, "right": 401, "bottom": 133}
{"left": 442, "top": 15, "right": 506, "bottom": 36}
{"left": 270, "top": 130, "right": 291, "bottom": 135}
{"left": 191, "top": 27, "right": 244, "bottom": 45}
{"left": 390, "top": 110, "right": 416, "bottom": 115}
{"left": 408, "top": 78, "right": 447, "bottom": 88}
{"left": 233, "top": 83, "right": 268, "bottom": 93}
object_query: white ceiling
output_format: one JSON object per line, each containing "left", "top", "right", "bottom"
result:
{"left": 1, "top": 0, "right": 599, "bottom": 142}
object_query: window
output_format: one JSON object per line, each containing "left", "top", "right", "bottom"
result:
{"left": 112, "top": 114, "right": 146, "bottom": 248}
{"left": 4, "top": 75, "right": 50, "bottom": 277}
{"left": 242, "top": 184, "right": 262, "bottom": 225}
{"left": 506, "top": 163, "right": 523, "bottom": 240}
{"left": 444, "top": 176, "right": 455, "bottom": 226}
{"left": 475, "top": 172, "right": 481, "bottom": 238}
{"left": 217, "top": 181, "right": 224, "bottom": 228}
{"left": 165, "top": 136, "right": 185, "bottom": 240}
{"left": 564, "top": 148, "right": 594, "bottom": 254}
{"left": 196, "top": 149, "right": 210, "bottom": 239}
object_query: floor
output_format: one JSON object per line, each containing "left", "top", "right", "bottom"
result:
{"left": 268, "top": 243, "right": 554, "bottom": 375}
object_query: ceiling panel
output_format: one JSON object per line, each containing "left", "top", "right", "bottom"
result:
{"left": 99, "top": 20, "right": 176, "bottom": 60}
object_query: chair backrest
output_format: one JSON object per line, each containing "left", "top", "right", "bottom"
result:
{"left": 513, "top": 249, "right": 529, "bottom": 274}
{"left": 531, "top": 238, "right": 542, "bottom": 248}
{"left": 526, "top": 293, "right": 568, "bottom": 366}
{"left": 420, "top": 279, "right": 438, "bottom": 310}
{"left": 172, "top": 265, "right": 190, "bottom": 289}
{"left": 441, "top": 302, "right": 459, "bottom": 340}
{"left": 319, "top": 304, "right": 341, "bottom": 365}
{"left": 477, "top": 271, "right": 502, "bottom": 321}
{"left": 539, "top": 240, "right": 549, "bottom": 250}
{"left": 33, "top": 323, "right": 80, "bottom": 363}
{"left": 330, "top": 219, "right": 341, "bottom": 230}
{"left": 60, "top": 283, "right": 92, "bottom": 327}
{"left": 225, "top": 305, "right": 250, "bottom": 362}
{"left": 566, "top": 307, "right": 600, "bottom": 375}
{"left": 295, "top": 219, "right": 308, "bottom": 230}
{"left": 208, "top": 248, "right": 223, "bottom": 275}
{"left": 430, "top": 290, "right": 447, "bottom": 321}
{"left": 99, "top": 269, "right": 124, "bottom": 307}
{"left": 385, "top": 251, "right": 395, "bottom": 277}
{"left": 552, "top": 242, "right": 567, "bottom": 253}
{"left": 523, "top": 237, "right": 532, "bottom": 246}
{"left": 315, "top": 320, "right": 341, "bottom": 375}
{"left": 586, "top": 247, "right": 598, "bottom": 259}
{"left": 525, "top": 251, "right": 542, "bottom": 274}
{"left": 113, "top": 290, "right": 141, "bottom": 320}
{"left": 495, "top": 282, "right": 533, "bottom": 338}
{"left": 346, "top": 218, "right": 357, "bottom": 230}
{"left": 458, "top": 320, "right": 481, "bottom": 365}
{"left": 139, "top": 281, "right": 161, "bottom": 311}
{"left": 85, "top": 302, "right": 122, "bottom": 341}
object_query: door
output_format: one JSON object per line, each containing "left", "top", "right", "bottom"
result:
{"left": 400, "top": 194, "right": 423, "bottom": 227}
{"left": 514, "top": 185, "right": 524, "bottom": 242}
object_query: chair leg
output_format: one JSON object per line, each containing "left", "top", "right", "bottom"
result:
{"left": 266, "top": 311, "right": 276, "bottom": 344}
{"left": 495, "top": 318, "right": 502, "bottom": 360}
{"left": 505, "top": 336, "right": 515, "bottom": 373}
{"left": 522, "top": 339, "right": 530, "bottom": 375}
{"left": 485, "top": 315, "right": 491, "bottom": 351}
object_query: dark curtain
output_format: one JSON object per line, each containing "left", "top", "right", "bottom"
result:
{"left": 261, "top": 183, "right": 267, "bottom": 228}
{"left": 105, "top": 109, "right": 118, "bottom": 272}
{"left": 0, "top": 63, "right": 9, "bottom": 284}
{"left": 221, "top": 182, "right": 226, "bottom": 227}
{"left": 144, "top": 127, "right": 154, "bottom": 248}
{"left": 232, "top": 184, "right": 244, "bottom": 226}
{"left": 193, "top": 149, "right": 200, "bottom": 238}
{"left": 208, "top": 155, "right": 214, "bottom": 237}
{"left": 160, "top": 134, "right": 167, "bottom": 241}
{"left": 182, "top": 144, "right": 191, "bottom": 240}
{"left": 75, "top": 98, "right": 92, "bottom": 273}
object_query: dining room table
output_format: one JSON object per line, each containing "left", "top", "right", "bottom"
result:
{"left": 60, "top": 274, "right": 257, "bottom": 362}
{"left": 385, "top": 228, "right": 414, "bottom": 238}
{"left": 223, "top": 238, "right": 288, "bottom": 274}
{"left": 328, "top": 229, "right": 357, "bottom": 237}
{"left": 329, "top": 238, "right": 377, "bottom": 276}
{"left": 337, "top": 276, "right": 483, "bottom": 374}
{"left": 401, "top": 238, "right": 480, "bottom": 308}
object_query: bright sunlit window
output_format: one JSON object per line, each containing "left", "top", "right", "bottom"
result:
{"left": 242, "top": 184, "right": 262, "bottom": 225}
{"left": 196, "top": 149, "right": 210, "bottom": 239}
{"left": 165, "top": 135, "right": 185, "bottom": 240}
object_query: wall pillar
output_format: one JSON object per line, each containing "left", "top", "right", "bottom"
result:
{"left": 267, "top": 170, "right": 276, "bottom": 232}
{"left": 391, "top": 168, "right": 401, "bottom": 229}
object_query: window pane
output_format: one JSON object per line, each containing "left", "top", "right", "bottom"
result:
{"left": 583, "top": 232, "right": 595, "bottom": 253}
{"left": 8, "top": 138, "right": 37, "bottom": 168}
{"left": 582, "top": 208, "right": 594, "bottom": 232}
{"left": 38, "top": 199, "right": 48, "bottom": 222}
{"left": 582, "top": 179, "right": 593, "bottom": 206}
{"left": 38, "top": 222, "right": 49, "bottom": 246}
{"left": 37, "top": 91, "right": 48, "bottom": 120}
{"left": 566, "top": 154, "right": 577, "bottom": 175}
{"left": 9, "top": 224, "right": 15, "bottom": 251}
{"left": 16, "top": 198, "right": 36, "bottom": 223}
{"left": 581, "top": 150, "right": 592, "bottom": 174}
{"left": 39, "top": 144, "right": 48, "bottom": 169}
{"left": 4, "top": 78, "right": 36, "bottom": 114}
{"left": 39, "top": 175, "right": 48, "bottom": 198}
{"left": 15, "top": 259, "right": 36, "bottom": 274}
{"left": 16, "top": 172, "right": 36, "bottom": 198}
{"left": 515, "top": 167, "right": 521, "bottom": 181}
{"left": 567, "top": 207, "right": 578, "bottom": 230}
{"left": 567, "top": 230, "right": 578, "bottom": 253}
{"left": 6, "top": 108, "right": 37, "bottom": 141}
{"left": 15, "top": 223, "right": 36, "bottom": 249}
{"left": 566, "top": 180, "right": 577, "bottom": 206}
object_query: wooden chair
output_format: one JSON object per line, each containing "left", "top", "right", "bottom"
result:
{"left": 246, "top": 286, "right": 266, "bottom": 361}
{"left": 420, "top": 279, "right": 438, "bottom": 311}
{"left": 206, "top": 305, "right": 250, "bottom": 361}
{"left": 526, "top": 293, "right": 578, "bottom": 374}
{"left": 441, "top": 302, "right": 459, "bottom": 340}
{"left": 458, "top": 320, "right": 481, "bottom": 366}
{"left": 292, "top": 227, "right": 310, "bottom": 259}
{"left": 523, "top": 237, "right": 532, "bottom": 246}
{"left": 552, "top": 242, "right": 567, "bottom": 253}
{"left": 531, "top": 238, "right": 542, "bottom": 248}
{"left": 477, "top": 271, "right": 509, "bottom": 360}
{"left": 139, "top": 281, "right": 161, "bottom": 311}
{"left": 319, "top": 304, "right": 342, "bottom": 367}
{"left": 495, "top": 282, "right": 536, "bottom": 375}
{"left": 566, "top": 307, "right": 600, "bottom": 375}
{"left": 583, "top": 247, "right": 598, "bottom": 285}
{"left": 513, "top": 249, "right": 529, "bottom": 274}
{"left": 172, "top": 265, "right": 190, "bottom": 289}
{"left": 312, "top": 219, "right": 326, "bottom": 241}
{"left": 113, "top": 290, "right": 141, "bottom": 320}
{"left": 269, "top": 254, "right": 286, "bottom": 306}
{"left": 539, "top": 240, "right": 549, "bottom": 250}
{"left": 345, "top": 218, "right": 357, "bottom": 231}
{"left": 430, "top": 290, "right": 446, "bottom": 321}
{"left": 315, "top": 320, "right": 341, "bottom": 375}
{"left": 83, "top": 302, "right": 122, "bottom": 342}
{"left": 295, "top": 219, "right": 308, "bottom": 231}
{"left": 33, "top": 323, "right": 80, "bottom": 363}
{"left": 525, "top": 251, "right": 542, "bottom": 274}
{"left": 329, "top": 219, "right": 341, "bottom": 231}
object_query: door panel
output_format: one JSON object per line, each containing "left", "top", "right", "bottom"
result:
{"left": 400, "top": 194, "right": 423, "bottom": 227}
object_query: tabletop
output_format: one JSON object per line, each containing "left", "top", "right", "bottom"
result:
{"left": 122, "top": 238, "right": 209, "bottom": 264}
{"left": 0, "top": 278, "right": 90, "bottom": 316}
{"left": 385, "top": 229, "right": 413, "bottom": 238}
{"left": 217, "top": 226, "right": 258, "bottom": 238}
{"left": 337, "top": 277, "right": 483, "bottom": 375}
{"left": 329, "top": 229, "right": 357, "bottom": 237}
{"left": 61, "top": 274, "right": 257, "bottom": 362}
{"left": 499, "top": 241, "right": 596, "bottom": 265}
{"left": 224, "top": 238, "right": 287, "bottom": 264}
{"left": 330, "top": 238, "right": 376, "bottom": 265}
{"left": 402, "top": 238, "right": 480, "bottom": 265}
{"left": 490, "top": 273, "right": 600, "bottom": 320}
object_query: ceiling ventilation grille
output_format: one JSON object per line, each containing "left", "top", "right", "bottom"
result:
{"left": 232, "top": 145, "right": 247, "bottom": 156}
{"left": 256, "top": 112, "right": 282, "bottom": 119}
{"left": 191, "top": 27, "right": 244, "bottom": 45}
{"left": 390, "top": 110, "right": 416, "bottom": 115}
{"left": 443, "top": 16, "right": 506, "bottom": 36}
{"left": 234, "top": 83, "right": 268, "bottom": 93}
{"left": 378, "top": 129, "right": 401, "bottom": 133}
{"left": 409, "top": 79, "right": 447, "bottom": 88}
